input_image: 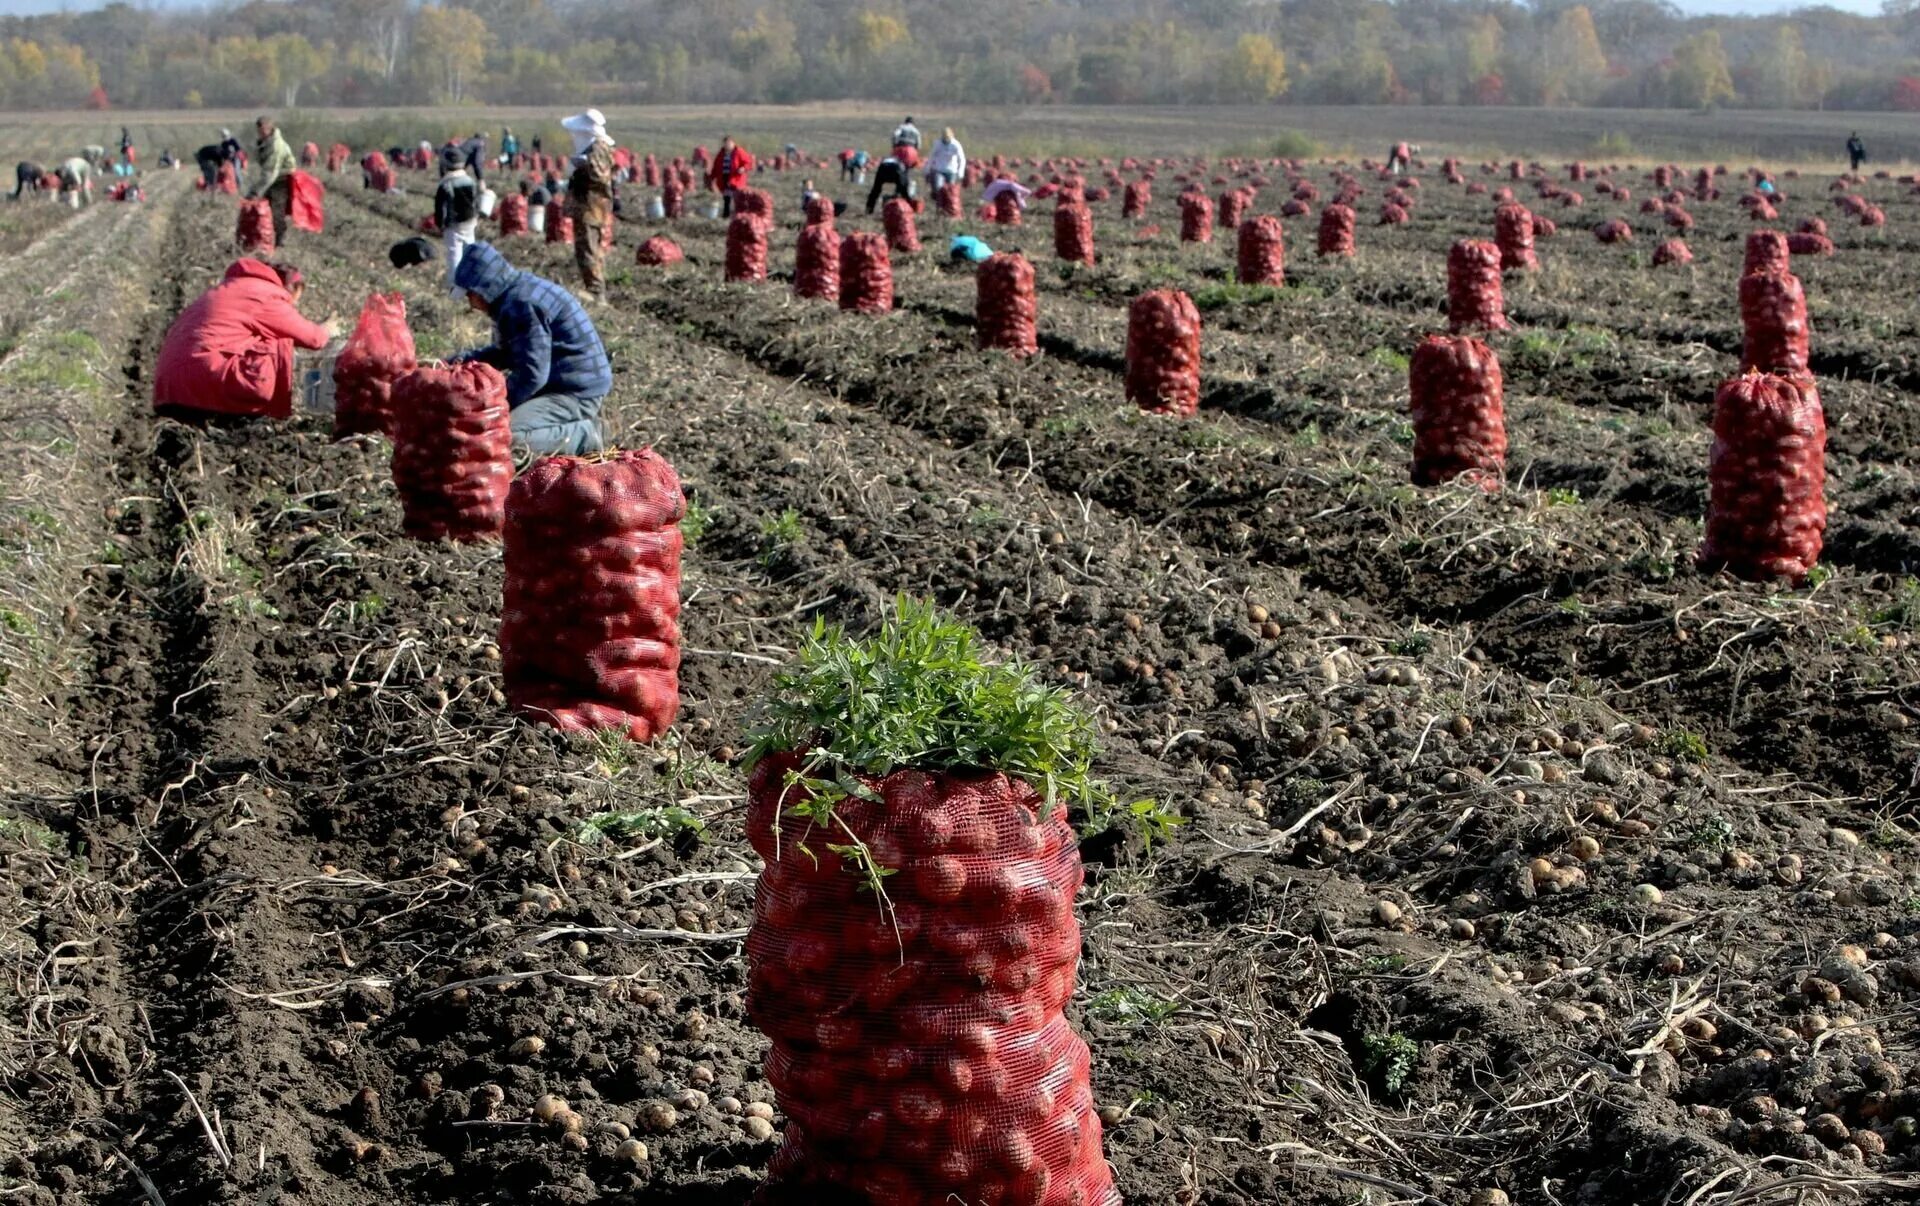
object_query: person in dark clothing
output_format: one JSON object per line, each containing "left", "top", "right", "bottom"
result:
{"left": 11, "top": 162, "right": 42, "bottom": 199}
{"left": 1847, "top": 132, "right": 1866, "bottom": 172}
{"left": 218, "top": 129, "right": 242, "bottom": 162}
{"left": 390, "top": 236, "right": 437, "bottom": 268}
{"left": 195, "top": 144, "right": 223, "bottom": 187}
{"left": 450, "top": 242, "right": 611, "bottom": 456}
{"left": 865, "top": 155, "right": 914, "bottom": 214}
{"left": 435, "top": 144, "right": 481, "bottom": 293}
{"left": 531, "top": 135, "right": 543, "bottom": 156}
{"left": 528, "top": 178, "right": 553, "bottom": 207}
{"left": 463, "top": 132, "right": 488, "bottom": 183}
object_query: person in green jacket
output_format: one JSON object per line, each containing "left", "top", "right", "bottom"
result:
{"left": 249, "top": 115, "right": 298, "bottom": 244}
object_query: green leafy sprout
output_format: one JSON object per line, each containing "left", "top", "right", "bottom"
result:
{"left": 576, "top": 805, "right": 706, "bottom": 845}
{"left": 1361, "top": 1030, "right": 1420, "bottom": 1096}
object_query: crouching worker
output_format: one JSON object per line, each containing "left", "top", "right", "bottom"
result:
{"left": 152, "top": 260, "right": 338, "bottom": 422}
{"left": 449, "top": 242, "right": 609, "bottom": 456}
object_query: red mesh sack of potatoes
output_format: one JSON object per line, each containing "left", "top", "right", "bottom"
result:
{"left": 1446, "top": 240, "right": 1507, "bottom": 333}
{"left": 992, "top": 191, "right": 1023, "bottom": 226}
{"left": 644, "top": 154, "right": 659, "bottom": 187}
{"left": 1317, "top": 203, "right": 1355, "bottom": 257}
{"left": 1651, "top": 239, "right": 1693, "bottom": 267}
{"left": 236, "top": 198, "right": 275, "bottom": 253}
{"left": 545, "top": 202, "right": 571, "bottom": 244}
{"left": 215, "top": 162, "right": 239, "bottom": 195}
{"left": 1235, "top": 215, "right": 1284, "bottom": 286}
{"left": 746, "top": 752, "right": 1119, "bottom": 1206}
{"left": 332, "top": 293, "right": 417, "bottom": 439}
{"left": 1799, "top": 217, "right": 1828, "bottom": 236}
{"left": 1122, "top": 180, "right": 1149, "bottom": 219}
{"left": 1493, "top": 203, "right": 1537, "bottom": 271}
{"left": 501, "top": 449, "right": 685, "bottom": 740}
{"left": 389, "top": 363, "right": 513, "bottom": 542}
{"left": 1699, "top": 372, "right": 1826, "bottom": 583}
{"left": 1534, "top": 216, "right": 1558, "bottom": 238}
{"left": 327, "top": 143, "right": 350, "bottom": 172}
{"left": 1217, "top": 188, "right": 1249, "bottom": 231}
{"left": 976, "top": 253, "right": 1038, "bottom": 358}
{"left": 884, "top": 198, "right": 921, "bottom": 253}
{"left": 1744, "top": 230, "right": 1789, "bottom": 276}
{"left": 805, "top": 195, "right": 835, "bottom": 227}
{"left": 1665, "top": 207, "right": 1694, "bottom": 231}
{"left": 1178, "top": 192, "right": 1213, "bottom": 244}
{"left": 795, "top": 224, "right": 840, "bottom": 301}
{"left": 1053, "top": 202, "right": 1094, "bottom": 266}
{"left": 1739, "top": 271, "right": 1809, "bottom": 375}
{"left": 1126, "top": 290, "right": 1201, "bottom": 417}
{"left": 662, "top": 177, "right": 685, "bottom": 219}
{"left": 935, "top": 183, "right": 962, "bottom": 219}
{"left": 1787, "top": 232, "right": 1834, "bottom": 257}
{"left": 1592, "top": 219, "right": 1632, "bottom": 244}
{"left": 496, "top": 193, "right": 529, "bottom": 236}
{"left": 1410, "top": 335, "right": 1506, "bottom": 491}
{"left": 727, "top": 214, "right": 769, "bottom": 283}
{"left": 636, "top": 236, "right": 683, "bottom": 266}
{"left": 839, "top": 232, "right": 893, "bottom": 314}
{"left": 600, "top": 211, "right": 617, "bottom": 252}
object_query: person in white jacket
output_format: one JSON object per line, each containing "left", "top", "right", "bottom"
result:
{"left": 925, "top": 128, "right": 965, "bottom": 192}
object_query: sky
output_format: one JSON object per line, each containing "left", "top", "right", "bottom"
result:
{"left": 0, "top": 0, "right": 1890, "bottom": 16}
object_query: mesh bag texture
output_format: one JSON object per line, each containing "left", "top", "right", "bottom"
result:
{"left": 501, "top": 449, "right": 685, "bottom": 740}
{"left": 390, "top": 362, "right": 513, "bottom": 542}
{"left": 1053, "top": 203, "right": 1095, "bottom": 266}
{"left": 1177, "top": 192, "right": 1213, "bottom": 244}
{"left": 332, "top": 293, "right": 417, "bottom": 439}
{"left": 738, "top": 189, "right": 774, "bottom": 222}
{"left": 1410, "top": 334, "right": 1506, "bottom": 491}
{"left": 327, "top": 144, "right": 350, "bottom": 172}
{"left": 1665, "top": 207, "right": 1695, "bottom": 231}
{"left": 976, "top": 253, "right": 1038, "bottom": 358}
{"left": 1378, "top": 201, "right": 1411, "bottom": 225}
{"left": 496, "top": 193, "right": 529, "bottom": 236}
{"left": 745, "top": 752, "right": 1120, "bottom": 1206}
{"left": 1700, "top": 372, "right": 1827, "bottom": 583}
{"left": 1534, "top": 216, "right": 1558, "bottom": 238}
{"left": 215, "top": 163, "right": 239, "bottom": 195}
{"left": 1744, "top": 231, "right": 1789, "bottom": 276}
{"left": 794, "top": 225, "right": 840, "bottom": 301}
{"left": 1280, "top": 199, "right": 1310, "bottom": 218}
{"left": 545, "top": 203, "right": 573, "bottom": 245}
{"left": 1445, "top": 240, "right": 1507, "bottom": 333}
{"left": 805, "top": 196, "right": 835, "bottom": 227}
{"left": 636, "top": 236, "right": 683, "bottom": 266}
{"left": 644, "top": 154, "right": 659, "bottom": 187}
{"left": 935, "top": 183, "right": 963, "bottom": 219}
{"left": 1235, "top": 216, "right": 1284, "bottom": 287}
{"left": 1121, "top": 181, "right": 1149, "bottom": 219}
{"left": 1787, "top": 232, "right": 1834, "bottom": 257}
{"left": 1651, "top": 238, "right": 1694, "bottom": 267}
{"left": 839, "top": 232, "right": 893, "bottom": 314}
{"left": 884, "top": 198, "right": 922, "bottom": 253}
{"left": 1125, "top": 290, "right": 1201, "bottom": 417}
{"left": 662, "top": 178, "right": 686, "bottom": 219}
{"left": 1316, "top": 204, "right": 1355, "bottom": 257}
{"left": 289, "top": 172, "right": 324, "bottom": 233}
{"left": 1592, "top": 219, "right": 1632, "bottom": 244}
{"left": 726, "top": 214, "right": 769, "bottom": 283}
{"left": 1798, "top": 217, "right": 1828, "bottom": 236}
{"left": 1739, "top": 271, "right": 1810, "bottom": 376}
{"left": 236, "top": 198, "right": 275, "bottom": 253}
{"left": 1493, "top": 204, "right": 1538, "bottom": 271}
{"left": 992, "top": 192, "right": 1024, "bottom": 226}
{"left": 1217, "top": 188, "right": 1249, "bottom": 232}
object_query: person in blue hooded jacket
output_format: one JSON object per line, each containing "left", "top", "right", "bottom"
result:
{"left": 449, "top": 242, "right": 611, "bottom": 456}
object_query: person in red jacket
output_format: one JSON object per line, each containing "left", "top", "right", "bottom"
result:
{"left": 152, "top": 259, "right": 338, "bottom": 421}
{"left": 708, "top": 135, "right": 755, "bottom": 217}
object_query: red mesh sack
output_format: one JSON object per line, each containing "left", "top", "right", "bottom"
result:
{"left": 215, "top": 162, "right": 239, "bottom": 195}
{"left": 1739, "top": 271, "right": 1809, "bottom": 375}
{"left": 496, "top": 193, "right": 529, "bottom": 236}
{"left": 300, "top": 142, "right": 319, "bottom": 167}
{"left": 1410, "top": 335, "right": 1506, "bottom": 491}
{"left": 805, "top": 195, "right": 835, "bottom": 227}
{"left": 1235, "top": 215, "right": 1284, "bottom": 286}
{"left": 1861, "top": 205, "right": 1887, "bottom": 228}
{"left": 545, "top": 201, "right": 571, "bottom": 244}
{"left": 1122, "top": 180, "right": 1149, "bottom": 219}
{"left": 501, "top": 450, "right": 685, "bottom": 740}
{"left": 1593, "top": 219, "right": 1632, "bottom": 244}
{"left": 1653, "top": 165, "right": 1673, "bottom": 188}
{"left": 976, "top": 253, "right": 1038, "bottom": 358}
{"left": 1053, "top": 203, "right": 1094, "bottom": 266}
{"left": 1126, "top": 290, "right": 1201, "bottom": 417}
{"left": 389, "top": 363, "right": 513, "bottom": 542}
{"left": 992, "top": 191, "right": 1023, "bottom": 226}
{"left": 1281, "top": 198, "right": 1310, "bottom": 218}
{"left": 327, "top": 143, "right": 350, "bottom": 173}
{"left": 636, "top": 236, "right": 683, "bottom": 266}
{"left": 644, "top": 154, "right": 660, "bottom": 187}
{"left": 794, "top": 224, "right": 840, "bottom": 301}
{"left": 1317, "top": 203, "right": 1355, "bottom": 257}
{"left": 1799, "top": 217, "right": 1828, "bottom": 236}
{"left": 738, "top": 189, "right": 774, "bottom": 222}
{"left": 1378, "top": 202, "right": 1409, "bottom": 226}
{"left": 1178, "top": 192, "right": 1213, "bottom": 244}
{"left": 1493, "top": 203, "right": 1537, "bottom": 271}
{"left": 935, "top": 183, "right": 962, "bottom": 219}
{"left": 1446, "top": 240, "right": 1507, "bottom": 333}
{"left": 746, "top": 753, "right": 1119, "bottom": 1206}
{"left": 662, "top": 177, "right": 685, "bottom": 219}
{"left": 839, "top": 232, "right": 893, "bottom": 314}
{"left": 236, "top": 198, "right": 275, "bottom": 253}
{"left": 1652, "top": 238, "right": 1694, "bottom": 267}
{"left": 1217, "top": 188, "right": 1249, "bottom": 232}
{"left": 1534, "top": 216, "right": 1558, "bottom": 238}
{"left": 1744, "top": 230, "right": 1789, "bottom": 276}
{"left": 1665, "top": 207, "right": 1694, "bottom": 231}
{"left": 332, "top": 293, "right": 417, "bottom": 439}
{"left": 884, "top": 198, "right": 922, "bottom": 253}
{"left": 1787, "top": 232, "right": 1834, "bottom": 257}
{"left": 1700, "top": 372, "right": 1826, "bottom": 583}
{"left": 287, "top": 171, "right": 324, "bottom": 233}
{"left": 727, "top": 214, "right": 769, "bottom": 283}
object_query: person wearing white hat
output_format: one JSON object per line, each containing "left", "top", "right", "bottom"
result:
{"left": 562, "top": 109, "right": 615, "bottom": 298}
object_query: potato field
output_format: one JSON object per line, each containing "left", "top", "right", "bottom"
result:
{"left": 4, "top": 114, "right": 1920, "bottom": 1206}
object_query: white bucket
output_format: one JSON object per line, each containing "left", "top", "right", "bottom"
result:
{"left": 529, "top": 206, "right": 547, "bottom": 234}
{"left": 478, "top": 187, "right": 497, "bottom": 217}
{"left": 646, "top": 197, "right": 665, "bottom": 219}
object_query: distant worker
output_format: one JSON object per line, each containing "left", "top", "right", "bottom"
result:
{"left": 979, "top": 176, "right": 1031, "bottom": 211}
{"left": 865, "top": 154, "right": 915, "bottom": 214}
{"left": 11, "top": 161, "right": 42, "bottom": 200}
{"left": 1387, "top": 141, "right": 1413, "bottom": 175}
{"left": 389, "top": 236, "right": 437, "bottom": 268}
{"left": 501, "top": 126, "right": 520, "bottom": 165}
{"left": 195, "top": 131, "right": 239, "bottom": 189}
{"left": 159, "top": 148, "right": 177, "bottom": 170}
{"left": 838, "top": 148, "right": 858, "bottom": 183}
{"left": 925, "top": 127, "right": 966, "bottom": 192}
{"left": 119, "top": 127, "right": 135, "bottom": 166}
{"left": 563, "top": 108, "right": 616, "bottom": 299}
{"left": 891, "top": 116, "right": 923, "bottom": 169}
{"left": 708, "top": 135, "right": 755, "bottom": 217}
{"left": 248, "top": 115, "right": 298, "bottom": 244}
{"left": 463, "top": 131, "right": 489, "bottom": 183}
{"left": 450, "top": 242, "right": 612, "bottom": 456}
{"left": 219, "top": 127, "right": 243, "bottom": 163}
{"left": 435, "top": 145, "right": 481, "bottom": 294}
{"left": 57, "top": 156, "right": 93, "bottom": 208}
{"left": 152, "top": 260, "right": 338, "bottom": 422}
{"left": 1847, "top": 132, "right": 1866, "bottom": 172}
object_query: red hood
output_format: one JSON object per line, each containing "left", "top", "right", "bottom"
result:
{"left": 222, "top": 258, "right": 286, "bottom": 292}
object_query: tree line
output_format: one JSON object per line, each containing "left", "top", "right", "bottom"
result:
{"left": 8, "top": 0, "right": 1920, "bottom": 114}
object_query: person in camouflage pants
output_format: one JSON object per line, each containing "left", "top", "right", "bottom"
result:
{"left": 563, "top": 109, "right": 616, "bottom": 298}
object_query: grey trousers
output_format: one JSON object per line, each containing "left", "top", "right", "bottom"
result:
{"left": 511, "top": 393, "right": 606, "bottom": 457}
